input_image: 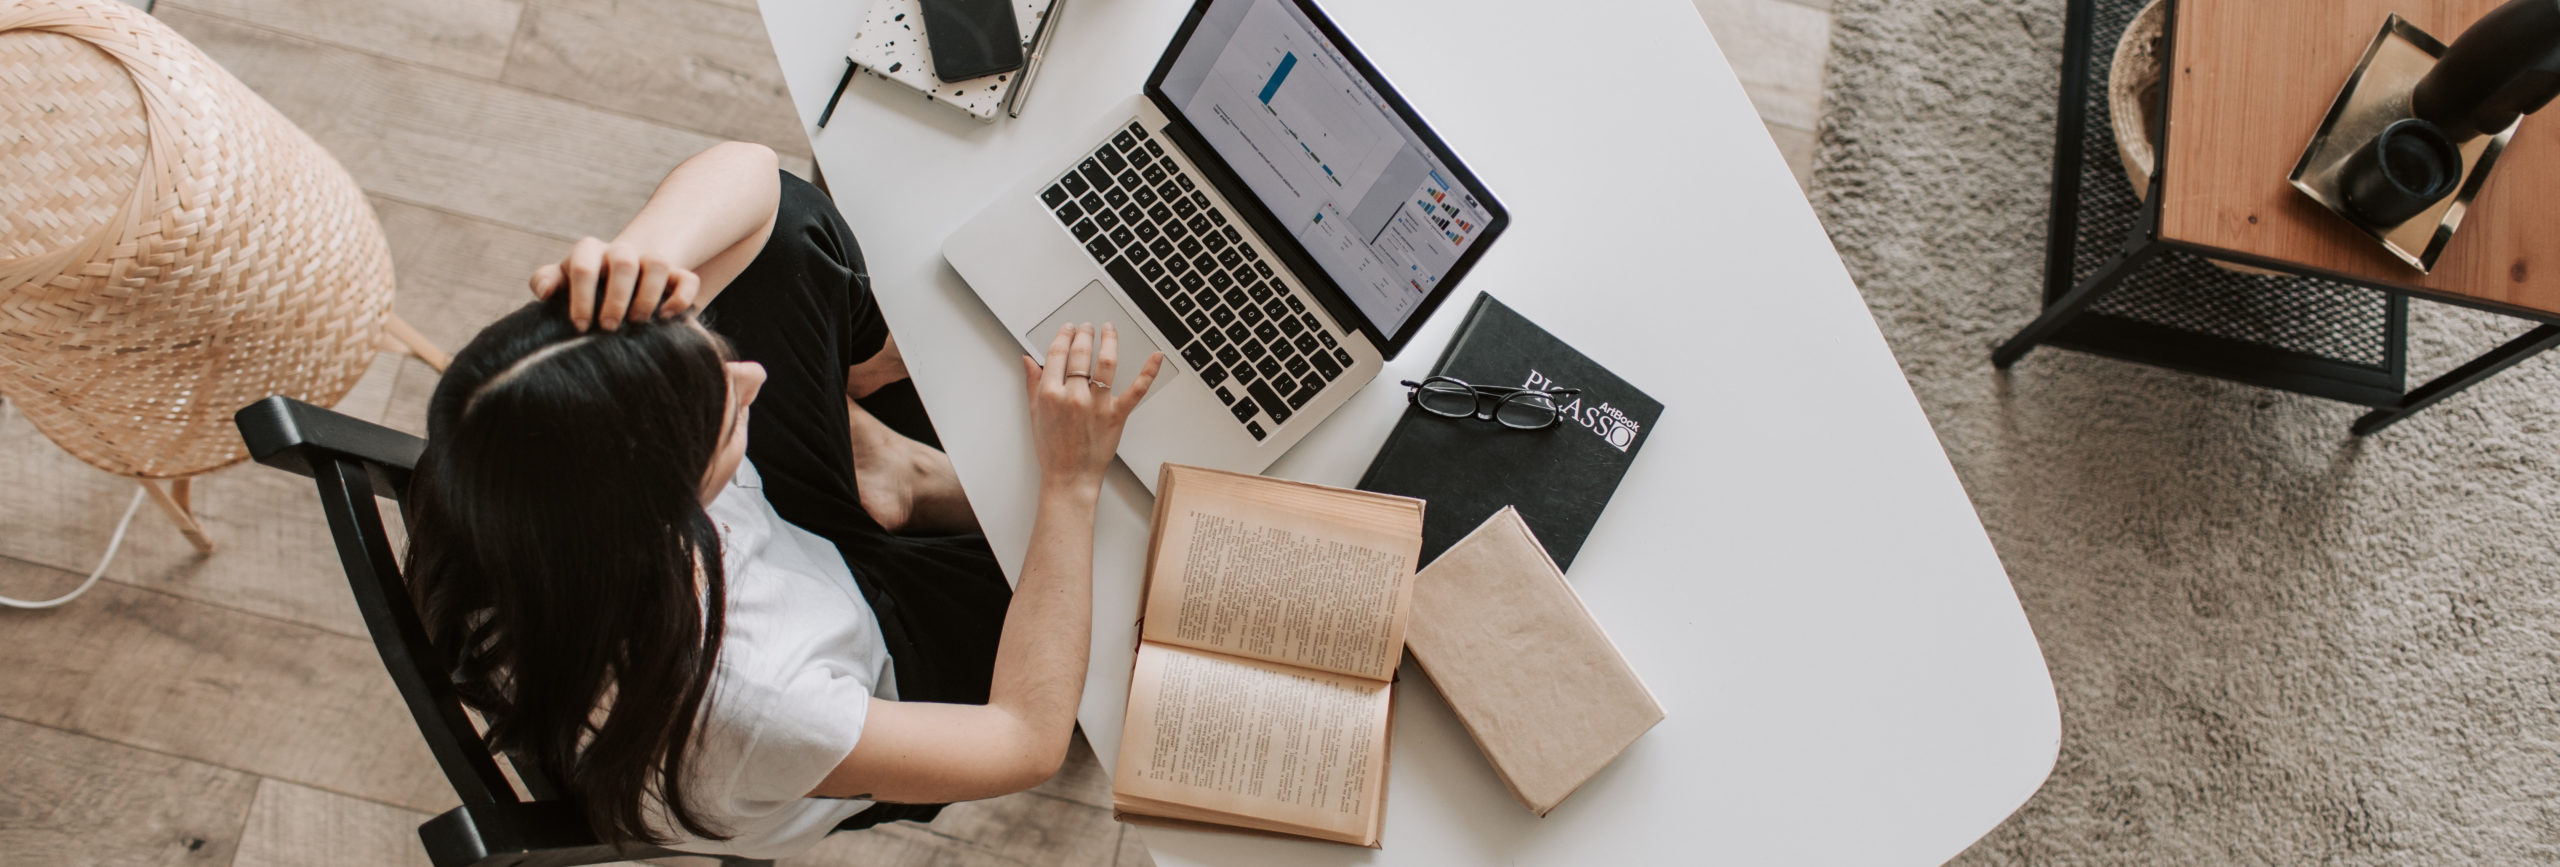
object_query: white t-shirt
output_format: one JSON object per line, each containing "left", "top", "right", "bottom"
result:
{"left": 660, "top": 458, "right": 897, "bottom": 860}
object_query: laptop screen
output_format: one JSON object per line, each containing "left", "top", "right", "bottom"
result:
{"left": 1153, "top": 0, "right": 1498, "bottom": 341}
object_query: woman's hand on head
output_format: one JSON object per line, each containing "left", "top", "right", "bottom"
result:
{"left": 529, "top": 237, "right": 705, "bottom": 332}
{"left": 1020, "top": 323, "right": 1163, "bottom": 496}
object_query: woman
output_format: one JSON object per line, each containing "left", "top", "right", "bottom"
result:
{"left": 406, "top": 142, "right": 1161, "bottom": 860}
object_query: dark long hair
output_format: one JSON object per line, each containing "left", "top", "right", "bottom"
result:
{"left": 406, "top": 293, "right": 735, "bottom": 846}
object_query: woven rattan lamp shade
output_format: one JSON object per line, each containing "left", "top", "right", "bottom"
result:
{"left": 0, "top": 0, "right": 396, "bottom": 481}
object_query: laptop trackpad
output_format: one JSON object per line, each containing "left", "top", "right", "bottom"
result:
{"left": 1023, "top": 280, "right": 1173, "bottom": 403}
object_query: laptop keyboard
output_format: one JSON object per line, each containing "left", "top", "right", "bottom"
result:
{"left": 1041, "top": 122, "right": 1357, "bottom": 441}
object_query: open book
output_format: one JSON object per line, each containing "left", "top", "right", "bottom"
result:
{"left": 1112, "top": 464, "right": 1424, "bottom": 848}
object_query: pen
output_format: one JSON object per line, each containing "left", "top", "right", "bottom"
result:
{"left": 1006, "top": 0, "right": 1069, "bottom": 118}
{"left": 817, "top": 59, "right": 856, "bottom": 129}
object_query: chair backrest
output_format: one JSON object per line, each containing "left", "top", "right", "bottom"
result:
{"left": 233, "top": 396, "right": 739, "bottom": 867}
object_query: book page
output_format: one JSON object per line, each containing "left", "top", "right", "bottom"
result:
{"left": 1113, "top": 643, "right": 1390, "bottom": 843}
{"left": 1141, "top": 467, "right": 1423, "bottom": 681}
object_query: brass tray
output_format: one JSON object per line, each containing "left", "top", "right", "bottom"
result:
{"left": 2288, "top": 14, "right": 2517, "bottom": 273}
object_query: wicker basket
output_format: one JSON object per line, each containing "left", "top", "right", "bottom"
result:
{"left": 0, "top": 0, "right": 397, "bottom": 484}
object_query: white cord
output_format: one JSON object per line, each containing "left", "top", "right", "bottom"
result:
{"left": 0, "top": 395, "right": 151, "bottom": 609}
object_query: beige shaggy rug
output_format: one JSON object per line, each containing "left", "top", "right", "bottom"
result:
{"left": 1810, "top": 0, "right": 2560, "bottom": 863}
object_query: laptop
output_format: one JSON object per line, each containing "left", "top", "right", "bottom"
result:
{"left": 941, "top": 0, "right": 1508, "bottom": 491}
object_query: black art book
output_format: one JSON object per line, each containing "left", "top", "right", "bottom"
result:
{"left": 1357, "top": 295, "right": 1662, "bottom": 571}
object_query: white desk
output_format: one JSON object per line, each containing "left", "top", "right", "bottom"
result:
{"left": 756, "top": 0, "right": 2059, "bottom": 862}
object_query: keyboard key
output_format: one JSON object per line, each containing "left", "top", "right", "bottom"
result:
{"left": 1246, "top": 421, "right": 1267, "bottom": 440}
{"left": 1333, "top": 348, "right": 1354, "bottom": 366}
{"left": 1215, "top": 346, "right": 1242, "bottom": 368}
{"left": 1178, "top": 271, "right": 1204, "bottom": 292}
{"left": 1129, "top": 147, "right": 1154, "bottom": 170}
{"left": 1216, "top": 248, "right": 1243, "bottom": 269}
{"left": 1201, "top": 364, "right": 1228, "bottom": 387}
{"left": 1119, "top": 205, "right": 1144, "bottom": 224}
{"left": 1188, "top": 191, "right": 1211, "bottom": 210}
{"left": 1240, "top": 304, "right": 1267, "bottom": 326}
{"left": 1202, "top": 232, "right": 1228, "bottom": 253}
{"left": 1221, "top": 287, "right": 1249, "bottom": 308}
{"left": 1215, "top": 384, "right": 1236, "bottom": 404}
{"left": 1078, "top": 159, "right": 1111, "bottom": 191}
{"left": 1240, "top": 243, "right": 1260, "bottom": 261}
{"left": 1147, "top": 203, "right": 1174, "bottom": 224}
{"left": 1301, "top": 313, "right": 1323, "bottom": 332}
{"left": 1254, "top": 357, "right": 1283, "bottom": 379}
{"left": 1177, "top": 236, "right": 1203, "bottom": 258}
{"left": 1181, "top": 344, "right": 1213, "bottom": 369}
{"left": 1139, "top": 258, "right": 1165, "bottom": 281}
{"left": 1098, "top": 150, "right": 1128, "bottom": 174}
{"left": 1055, "top": 200, "right": 1084, "bottom": 223}
{"left": 1112, "top": 130, "right": 1135, "bottom": 152}
{"left": 1186, "top": 214, "right": 1214, "bottom": 235}
{"left": 1132, "top": 185, "right": 1158, "bottom": 207}
{"left": 1253, "top": 322, "right": 1280, "bottom": 343}
{"left": 1147, "top": 138, "right": 1165, "bottom": 155}
{"left": 1104, "top": 188, "right": 1129, "bottom": 208}
{"left": 1163, "top": 219, "right": 1191, "bottom": 241}
{"left": 1293, "top": 333, "right": 1320, "bottom": 355}
{"left": 1208, "top": 270, "right": 1234, "bottom": 291}
{"left": 1288, "top": 380, "right": 1320, "bottom": 410}
{"left": 1116, "top": 170, "right": 1142, "bottom": 190}
{"left": 1283, "top": 354, "right": 1310, "bottom": 378}
{"left": 1108, "top": 226, "right": 1134, "bottom": 247}
{"left": 1245, "top": 280, "right": 1273, "bottom": 302}
{"left": 1254, "top": 261, "right": 1274, "bottom": 278}
{"left": 1319, "top": 330, "right": 1337, "bottom": 347}
{"left": 1209, "top": 305, "right": 1236, "bottom": 326}
{"left": 1247, "top": 379, "right": 1290, "bottom": 424}
{"left": 1128, "top": 121, "right": 1148, "bottom": 139}
{"left": 1148, "top": 237, "right": 1176, "bottom": 259}
{"left": 1153, "top": 279, "right": 1181, "bottom": 300}
{"left": 1100, "top": 257, "right": 1190, "bottom": 345}
{"left": 1263, "top": 298, "right": 1290, "bottom": 320}
{"left": 1168, "top": 292, "right": 1195, "bottom": 314}
{"left": 1084, "top": 236, "right": 1116, "bottom": 259}
{"left": 1183, "top": 310, "right": 1211, "bottom": 333}
{"left": 1231, "top": 398, "right": 1258, "bottom": 422}
{"left": 1278, "top": 313, "right": 1306, "bottom": 337}
{"left": 1177, "top": 173, "right": 1195, "bottom": 189}
{"left": 1093, "top": 208, "right": 1121, "bottom": 230}
{"left": 1191, "top": 253, "right": 1219, "bottom": 273}
{"left": 1217, "top": 322, "right": 1247, "bottom": 346}
{"left": 1078, "top": 191, "right": 1104, "bottom": 213}
{"left": 1199, "top": 325, "right": 1227, "bottom": 349}
{"left": 1309, "top": 348, "right": 1343, "bottom": 379}
{"left": 1061, "top": 172, "right": 1090, "bottom": 196}
{"left": 1133, "top": 221, "right": 1159, "bottom": 241}
{"left": 1268, "top": 371, "right": 1297, "bottom": 395}
{"left": 1234, "top": 362, "right": 1258, "bottom": 384}
{"left": 1166, "top": 256, "right": 1193, "bottom": 278}
{"left": 1285, "top": 295, "right": 1304, "bottom": 312}
{"left": 1141, "top": 164, "right": 1167, "bottom": 186}
{"left": 1070, "top": 219, "right": 1099, "bottom": 241}
{"left": 1156, "top": 180, "right": 1182, "bottom": 201}
{"left": 1172, "top": 197, "right": 1198, "bottom": 219}
{"left": 1042, "top": 184, "right": 1069, "bottom": 208}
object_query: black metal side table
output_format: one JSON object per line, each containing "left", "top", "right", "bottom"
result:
{"left": 1998, "top": 0, "right": 2560, "bottom": 435}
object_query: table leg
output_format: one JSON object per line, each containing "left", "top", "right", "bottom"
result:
{"left": 1995, "top": 240, "right": 2165, "bottom": 368}
{"left": 2352, "top": 324, "right": 2560, "bottom": 435}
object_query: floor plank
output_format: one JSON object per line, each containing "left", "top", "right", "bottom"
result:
{"left": 501, "top": 0, "right": 813, "bottom": 160}
{"left": 0, "top": 353, "right": 408, "bottom": 638}
{"left": 233, "top": 779, "right": 436, "bottom": 867}
{"left": 160, "top": 0, "right": 524, "bottom": 79}
{"left": 157, "top": 6, "right": 732, "bottom": 242}
{"left": 0, "top": 717, "right": 260, "bottom": 867}
{"left": 1693, "top": 0, "right": 1832, "bottom": 131}
{"left": 0, "top": 567, "right": 453, "bottom": 814}
{"left": 1028, "top": 729, "right": 1115, "bottom": 811}
{"left": 372, "top": 195, "right": 574, "bottom": 358}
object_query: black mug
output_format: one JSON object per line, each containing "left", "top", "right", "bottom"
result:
{"left": 2339, "top": 118, "right": 2464, "bottom": 227}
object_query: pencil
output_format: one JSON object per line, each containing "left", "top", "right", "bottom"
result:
{"left": 817, "top": 59, "right": 857, "bottom": 129}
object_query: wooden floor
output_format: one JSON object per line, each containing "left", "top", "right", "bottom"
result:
{"left": 0, "top": 0, "right": 1827, "bottom": 864}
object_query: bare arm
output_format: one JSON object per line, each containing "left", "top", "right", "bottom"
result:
{"left": 810, "top": 323, "right": 1164, "bottom": 803}
{"left": 529, "top": 141, "right": 781, "bottom": 329}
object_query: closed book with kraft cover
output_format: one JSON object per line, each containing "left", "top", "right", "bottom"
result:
{"left": 1357, "top": 294, "right": 1661, "bottom": 570}
{"left": 1406, "top": 508, "right": 1663, "bottom": 816}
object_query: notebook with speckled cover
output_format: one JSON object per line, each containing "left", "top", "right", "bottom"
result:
{"left": 846, "top": 0, "right": 1054, "bottom": 122}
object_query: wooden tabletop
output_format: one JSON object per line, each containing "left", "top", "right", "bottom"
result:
{"left": 2163, "top": 0, "right": 2560, "bottom": 318}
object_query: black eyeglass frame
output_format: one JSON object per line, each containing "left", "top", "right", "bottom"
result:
{"left": 1399, "top": 376, "right": 1583, "bottom": 430}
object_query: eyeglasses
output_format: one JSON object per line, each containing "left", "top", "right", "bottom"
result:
{"left": 1400, "top": 376, "right": 1582, "bottom": 430}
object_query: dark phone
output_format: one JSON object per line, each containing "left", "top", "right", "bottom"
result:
{"left": 921, "top": 0, "right": 1024, "bottom": 82}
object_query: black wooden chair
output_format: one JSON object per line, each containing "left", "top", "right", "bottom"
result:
{"left": 234, "top": 395, "right": 772, "bottom": 867}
